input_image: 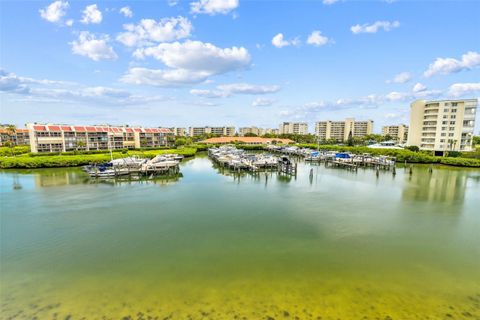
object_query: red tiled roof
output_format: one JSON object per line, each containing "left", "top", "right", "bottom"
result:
{"left": 134, "top": 128, "right": 142, "bottom": 132}
{"left": 85, "top": 126, "right": 96, "bottom": 132}
{"left": 126, "top": 128, "right": 134, "bottom": 133}
{"left": 74, "top": 126, "right": 86, "bottom": 132}
{"left": 33, "top": 125, "right": 47, "bottom": 131}
{"left": 47, "top": 125, "right": 61, "bottom": 131}
{"left": 61, "top": 126, "right": 73, "bottom": 131}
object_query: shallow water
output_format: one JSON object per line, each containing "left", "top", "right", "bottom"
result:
{"left": 1, "top": 155, "right": 480, "bottom": 319}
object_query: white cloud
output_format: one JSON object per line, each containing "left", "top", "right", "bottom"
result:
{"left": 190, "top": 83, "right": 280, "bottom": 98}
{"left": 119, "top": 6, "right": 133, "bottom": 18}
{"left": 190, "top": 0, "right": 239, "bottom": 15}
{"left": 39, "top": 1, "right": 69, "bottom": 24}
{"left": 386, "top": 72, "right": 411, "bottom": 84}
{"left": 424, "top": 51, "right": 480, "bottom": 77}
{"left": 412, "top": 82, "right": 427, "bottom": 93}
{"left": 70, "top": 32, "right": 117, "bottom": 61}
{"left": 81, "top": 4, "right": 102, "bottom": 24}
{"left": 272, "top": 33, "right": 300, "bottom": 48}
{"left": 447, "top": 83, "right": 480, "bottom": 97}
{"left": 117, "top": 17, "right": 192, "bottom": 47}
{"left": 121, "top": 68, "right": 211, "bottom": 87}
{"left": 0, "top": 69, "right": 166, "bottom": 105}
{"left": 306, "top": 30, "right": 329, "bottom": 47}
{"left": 65, "top": 19, "right": 74, "bottom": 26}
{"left": 351, "top": 20, "right": 400, "bottom": 34}
{"left": 128, "top": 40, "right": 250, "bottom": 85}
{"left": 322, "top": 0, "right": 339, "bottom": 4}
{"left": 252, "top": 98, "right": 275, "bottom": 107}
{"left": 168, "top": 0, "right": 179, "bottom": 6}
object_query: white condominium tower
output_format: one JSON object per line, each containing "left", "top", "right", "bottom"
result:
{"left": 279, "top": 122, "right": 308, "bottom": 135}
{"left": 407, "top": 99, "right": 477, "bottom": 154}
{"left": 382, "top": 124, "right": 409, "bottom": 144}
{"left": 315, "top": 118, "right": 374, "bottom": 142}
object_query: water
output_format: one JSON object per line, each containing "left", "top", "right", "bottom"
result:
{"left": 1, "top": 154, "right": 479, "bottom": 319}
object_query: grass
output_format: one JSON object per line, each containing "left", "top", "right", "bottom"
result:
{"left": 0, "top": 148, "right": 197, "bottom": 169}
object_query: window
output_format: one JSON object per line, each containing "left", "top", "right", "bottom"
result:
{"left": 451, "top": 109, "right": 457, "bottom": 113}
{"left": 442, "top": 121, "right": 448, "bottom": 125}
{"left": 444, "top": 108, "right": 449, "bottom": 112}
{"left": 449, "top": 133, "right": 454, "bottom": 137}
{"left": 450, "top": 121, "right": 456, "bottom": 125}
{"left": 451, "top": 115, "right": 456, "bottom": 119}
{"left": 440, "top": 139, "right": 445, "bottom": 142}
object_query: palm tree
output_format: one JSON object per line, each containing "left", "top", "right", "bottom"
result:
{"left": 5, "top": 125, "right": 16, "bottom": 156}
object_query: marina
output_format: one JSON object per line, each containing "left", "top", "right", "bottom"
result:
{"left": 208, "top": 146, "right": 297, "bottom": 175}
{"left": 1, "top": 156, "right": 479, "bottom": 319}
{"left": 83, "top": 154, "right": 183, "bottom": 178}
{"left": 266, "top": 145, "right": 397, "bottom": 172}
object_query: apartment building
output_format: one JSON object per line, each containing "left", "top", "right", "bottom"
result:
{"left": 172, "top": 127, "right": 187, "bottom": 136}
{"left": 315, "top": 118, "right": 374, "bottom": 141}
{"left": 188, "top": 126, "right": 236, "bottom": 137}
{"left": 407, "top": 99, "right": 477, "bottom": 153}
{"left": 0, "top": 127, "right": 30, "bottom": 146}
{"left": 279, "top": 122, "right": 308, "bottom": 135}
{"left": 382, "top": 124, "right": 409, "bottom": 144}
{"left": 27, "top": 123, "right": 174, "bottom": 153}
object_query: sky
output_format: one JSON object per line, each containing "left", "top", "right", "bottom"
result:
{"left": 0, "top": 0, "right": 479, "bottom": 133}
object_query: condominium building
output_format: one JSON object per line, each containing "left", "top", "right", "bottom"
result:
{"left": 407, "top": 99, "right": 477, "bottom": 153}
{"left": 0, "top": 127, "right": 30, "bottom": 146}
{"left": 27, "top": 123, "right": 174, "bottom": 153}
{"left": 382, "top": 124, "right": 409, "bottom": 144}
{"left": 172, "top": 127, "right": 187, "bottom": 136}
{"left": 188, "top": 126, "right": 235, "bottom": 137}
{"left": 239, "top": 126, "right": 262, "bottom": 136}
{"left": 315, "top": 118, "right": 374, "bottom": 141}
{"left": 279, "top": 122, "right": 308, "bottom": 135}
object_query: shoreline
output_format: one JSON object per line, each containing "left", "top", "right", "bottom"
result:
{"left": 1, "top": 144, "right": 480, "bottom": 169}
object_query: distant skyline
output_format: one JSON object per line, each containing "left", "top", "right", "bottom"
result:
{"left": 1, "top": 0, "right": 479, "bottom": 133}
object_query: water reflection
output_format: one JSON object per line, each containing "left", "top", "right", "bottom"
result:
{"left": 402, "top": 166, "right": 468, "bottom": 204}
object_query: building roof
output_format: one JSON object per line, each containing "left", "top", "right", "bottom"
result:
{"left": 28, "top": 124, "right": 173, "bottom": 134}
{"left": 199, "top": 137, "right": 294, "bottom": 144}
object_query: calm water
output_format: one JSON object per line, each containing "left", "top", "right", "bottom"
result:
{"left": 1, "top": 154, "right": 480, "bottom": 319}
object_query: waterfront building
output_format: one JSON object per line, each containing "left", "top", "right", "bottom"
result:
{"left": 265, "top": 128, "right": 280, "bottom": 135}
{"left": 200, "top": 137, "right": 293, "bottom": 145}
{"left": 0, "top": 127, "right": 30, "bottom": 146}
{"left": 239, "top": 126, "right": 266, "bottom": 136}
{"left": 172, "top": 127, "right": 187, "bottom": 136}
{"left": 26, "top": 123, "right": 174, "bottom": 153}
{"left": 279, "top": 122, "right": 308, "bottom": 135}
{"left": 188, "top": 126, "right": 236, "bottom": 137}
{"left": 382, "top": 124, "right": 409, "bottom": 144}
{"left": 315, "top": 118, "right": 374, "bottom": 141}
{"left": 407, "top": 99, "right": 477, "bottom": 153}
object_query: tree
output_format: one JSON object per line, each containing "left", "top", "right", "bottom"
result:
{"left": 5, "top": 125, "right": 16, "bottom": 156}
{"left": 175, "top": 137, "right": 186, "bottom": 147}
{"left": 76, "top": 140, "right": 86, "bottom": 151}
{"left": 406, "top": 146, "right": 419, "bottom": 152}
{"left": 244, "top": 132, "right": 258, "bottom": 137}
{"left": 347, "top": 131, "right": 354, "bottom": 146}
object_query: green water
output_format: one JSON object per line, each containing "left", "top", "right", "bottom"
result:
{"left": 1, "top": 155, "right": 480, "bottom": 319}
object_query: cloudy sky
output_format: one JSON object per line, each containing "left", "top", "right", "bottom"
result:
{"left": 1, "top": 0, "right": 479, "bottom": 132}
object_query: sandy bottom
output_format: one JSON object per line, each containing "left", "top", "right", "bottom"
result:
{"left": 2, "top": 273, "right": 480, "bottom": 320}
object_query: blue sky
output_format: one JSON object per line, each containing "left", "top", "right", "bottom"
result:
{"left": 1, "top": 0, "right": 479, "bottom": 132}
